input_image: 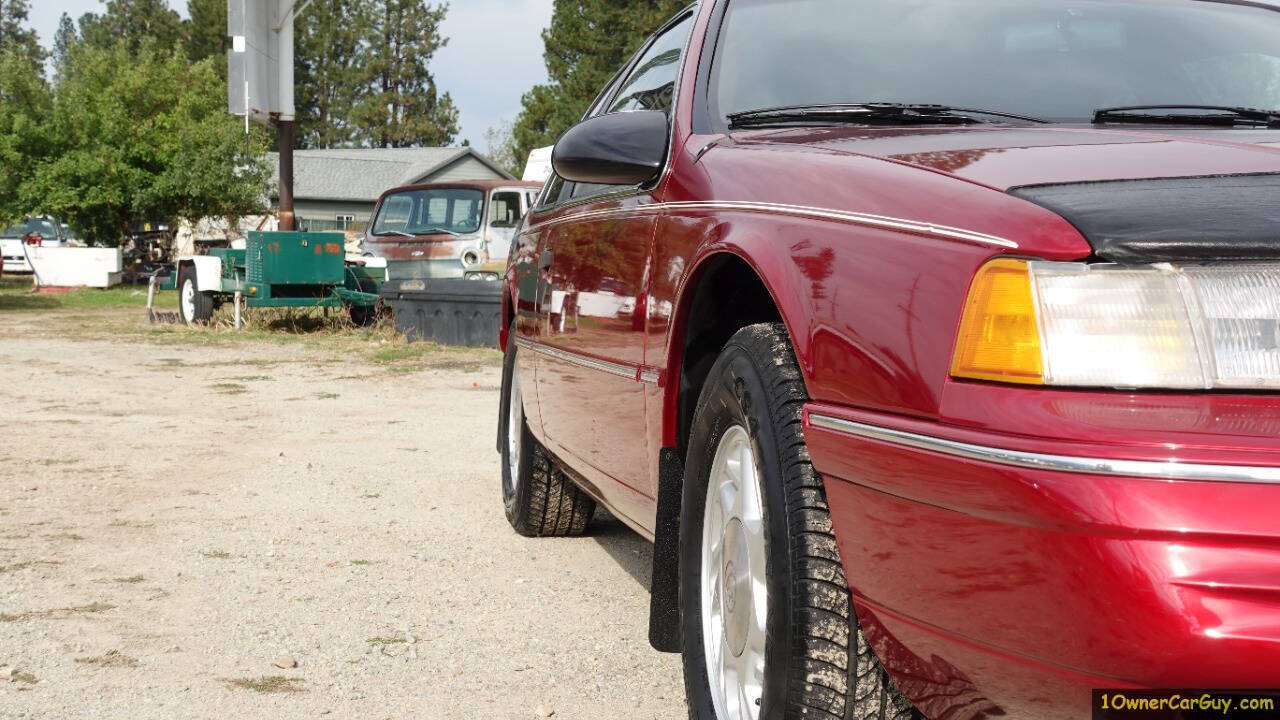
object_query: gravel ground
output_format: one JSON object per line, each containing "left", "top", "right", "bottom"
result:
{"left": 0, "top": 309, "right": 685, "bottom": 719}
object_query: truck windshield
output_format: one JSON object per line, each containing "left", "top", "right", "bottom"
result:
{"left": 712, "top": 0, "right": 1280, "bottom": 125}
{"left": 371, "top": 188, "right": 484, "bottom": 236}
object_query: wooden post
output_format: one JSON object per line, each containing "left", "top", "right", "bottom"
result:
{"left": 278, "top": 119, "right": 296, "bottom": 231}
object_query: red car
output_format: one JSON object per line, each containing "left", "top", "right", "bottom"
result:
{"left": 499, "top": 2, "right": 1280, "bottom": 718}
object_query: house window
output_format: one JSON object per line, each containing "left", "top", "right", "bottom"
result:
{"left": 336, "top": 214, "right": 356, "bottom": 230}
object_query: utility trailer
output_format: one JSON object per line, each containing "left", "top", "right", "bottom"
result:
{"left": 173, "top": 231, "right": 385, "bottom": 326}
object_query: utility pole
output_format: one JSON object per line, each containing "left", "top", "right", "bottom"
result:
{"left": 276, "top": 0, "right": 297, "bottom": 231}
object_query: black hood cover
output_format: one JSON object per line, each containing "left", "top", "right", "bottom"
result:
{"left": 1010, "top": 174, "right": 1280, "bottom": 263}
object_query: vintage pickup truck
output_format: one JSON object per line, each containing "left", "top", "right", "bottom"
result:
{"left": 498, "top": 1, "right": 1280, "bottom": 719}
{"left": 364, "top": 179, "right": 542, "bottom": 281}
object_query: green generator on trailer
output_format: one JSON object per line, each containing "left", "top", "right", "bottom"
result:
{"left": 173, "top": 231, "right": 385, "bottom": 326}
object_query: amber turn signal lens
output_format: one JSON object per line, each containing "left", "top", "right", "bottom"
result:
{"left": 951, "top": 259, "right": 1044, "bottom": 385}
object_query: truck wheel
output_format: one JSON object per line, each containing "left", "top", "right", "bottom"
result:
{"left": 679, "top": 323, "right": 921, "bottom": 720}
{"left": 179, "top": 268, "right": 214, "bottom": 326}
{"left": 500, "top": 328, "right": 595, "bottom": 537}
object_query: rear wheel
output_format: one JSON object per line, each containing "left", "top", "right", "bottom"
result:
{"left": 500, "top": 328, "right": 595, "bottom": 537}
{"left": 178, "top": 268, "right": 214, "bottom": 326}
{"left": 679, "top": 323, "right": 921, "bottom": 720}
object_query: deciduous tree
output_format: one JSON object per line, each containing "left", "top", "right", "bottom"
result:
{"left": 20, "top": 44, "right": 270, "bottom": 244}
{"left": 0, "top": 0, "right": 43, "bottom": 68}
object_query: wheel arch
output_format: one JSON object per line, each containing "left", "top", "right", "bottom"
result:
{"left": 649, "top": 246, "right": 810, "bottom": 653}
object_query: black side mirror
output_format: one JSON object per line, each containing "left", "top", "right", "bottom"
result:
{"left": 552, "top": 111, "right": 669, "bottom": 187}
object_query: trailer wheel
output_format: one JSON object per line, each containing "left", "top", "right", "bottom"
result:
{"left": 179, "top": 268, "right": 214, "bottom": 326}
{"left": 348, "top": 303, "right": 380, "bottom": 327}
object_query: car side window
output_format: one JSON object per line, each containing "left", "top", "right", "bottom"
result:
{"left": 536, "top": 13, "right": 695, "bottom": 210}
{"left": 607, "top": 14, "right": 694, "bottom": 117}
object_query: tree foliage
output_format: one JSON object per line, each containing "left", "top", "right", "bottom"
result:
{"left": 10, "top": 42, "right": 270, "bottom": 244}
{"left": 79, "top": 0, "right": 183, "bottom": 55}
{"left": 0, "top": 0, "right": 43, "bottom": 68}
{"left": 296, "top": 0, "right": 459, "bottom": 149}
{"left": 184, "top": 0, "right": 228, "bottom": 74}
{"left": 509, "top": 0, "right": 685, "bottom": 165}
{"left": 296, "top": 0, "right": 365, "bottom": 148}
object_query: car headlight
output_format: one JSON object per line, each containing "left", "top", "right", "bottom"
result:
{"left": 951, "top": 259, "right": 1280, "bottom": 389}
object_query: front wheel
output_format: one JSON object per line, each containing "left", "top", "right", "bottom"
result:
{"left": 679, "top": 323, "right": 921, "bottom": 720}
{"left": 178, "top": 268, "right": 214, "bottom": 326}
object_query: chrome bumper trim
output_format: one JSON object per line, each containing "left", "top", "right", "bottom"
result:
{"left": 808, "top": 413, "right": 1280, "bottom": 485}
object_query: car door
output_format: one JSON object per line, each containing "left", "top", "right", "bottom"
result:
{"left": 530, "top": 11, "right": 695, "bottom": 528}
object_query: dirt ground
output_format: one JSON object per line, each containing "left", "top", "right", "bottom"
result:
{"left": 0, "top": 304, "right": 685, "bottom": 719}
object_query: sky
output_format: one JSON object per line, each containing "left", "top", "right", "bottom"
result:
{"left": 30, "top": 0, "right": 554, "bottom": 151}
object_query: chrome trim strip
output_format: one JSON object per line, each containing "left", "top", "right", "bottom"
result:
{"left": 639, "top": 370, "right": 662, "bottom": 385}
{"left": 663, "top": 202, "right": 1019, "bottom": 249}
{"left": 513, "top": 336, "right": 534, "bottom": 350}
{"left": 529, "top": 201, "right": 1017, "bottom": 249}
{"left": 809, "top": 413, "right": 1280, "bottom": 485}
{"left": 528, "top": 341, "right": 638, "bottom": 380}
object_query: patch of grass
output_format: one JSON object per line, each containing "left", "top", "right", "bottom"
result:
{"left": 0, "top": 601, "right": 114, "bottom": 622}
{"left": 349, "top": 559, "right": 372, "bottom": 566}
{"left": 314, "top": 391, "right": 339, "bottom": 400}
{"left": 0, "top": 277, "right": 173, "bottom": 312}
{"left": 75, "top": 650, "right": 138, "bottom": 668}
{"left": 11, "top": 670, "right": 37, "bottom": 685}
{"left": 113, "top": 574, "right": 145, "bottom": 584}
{"left": 229, "top": 374, "right": 271, "bottom": 382}
{"left": 201, "top": 550, "right": 231, "bottom": 559}
{"left": 0, "top": 560, "right": 59, "bottom": 574}
{"left": 223, "top": 676, "right": 305, "bottom": 694}
{"left": 210, "top": 382, "right": 248, "bottom": 395}
{"left": 360, "top": 493, "right": 380, "bottom": 499}
{"left": 365, "top": 636, "right": 408, "bottom": 646}
{"left": 36, "top": 457, "right": 79, "bottom": 467}
{"left": 42, "top": 532, "right": 85, "bottom": 541}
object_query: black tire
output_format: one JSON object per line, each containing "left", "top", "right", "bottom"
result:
{"left": 348, "top": 303, "right": 380, "bottom": 327}
{"left": 178, "top": 266, "right": 214, "bottom": 326}
{"left": 499, "top": 326, "right": 595, "bottom": 537}
{"left": 679, "top": 323, "right": 921, "bottom": 720}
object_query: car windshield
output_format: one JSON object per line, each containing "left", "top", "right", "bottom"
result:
{"left": 712, "top": 0, "right": 1280, "bottom": 124}
{"left": 371, "top": 188, "right": 484, "bottom": 236}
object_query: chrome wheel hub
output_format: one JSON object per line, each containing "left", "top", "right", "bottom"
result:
{"left": 701, "top": 425, "right": 767, "bottom": 720}
{"left": 181, "top": 278, "right": 196, "bottom": 322}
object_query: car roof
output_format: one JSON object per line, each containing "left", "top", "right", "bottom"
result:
{"left": 378, "top": 179, "right": 543, "bottom": 199}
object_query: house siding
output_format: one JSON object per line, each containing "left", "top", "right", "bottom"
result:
{"left": 424, "top": 156, "right": 505, "bottom": 183}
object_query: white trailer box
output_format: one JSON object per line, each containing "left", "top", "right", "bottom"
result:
{"left": 27, "top": 246, "right": 124, "bottom": 288}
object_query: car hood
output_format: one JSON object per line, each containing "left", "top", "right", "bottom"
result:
{"left": 731, "top": 125, "right": 1280, "bottom": 262}
{"left": 734, "top": 125, "right": 1280, "bottom": 190}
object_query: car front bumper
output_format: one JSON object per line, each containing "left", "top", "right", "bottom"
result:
{"left": 806, "top": 388, "right": 1280, "bottom": 720}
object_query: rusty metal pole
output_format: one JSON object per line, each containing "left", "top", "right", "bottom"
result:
{"left": 278, "top": 119, "right": 296, "bottom": 231}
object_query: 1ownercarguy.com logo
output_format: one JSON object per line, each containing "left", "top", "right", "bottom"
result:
{"left": 1094, "top": 690, "right": 1280, "bottom": 718}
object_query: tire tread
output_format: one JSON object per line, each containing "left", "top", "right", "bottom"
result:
{"left": 723, "top": 323, "right": 922, "bottom": 720}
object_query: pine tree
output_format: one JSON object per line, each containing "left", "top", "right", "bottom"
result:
{"left": 349, "top": 0, "right": 459, "bottom": 148}
{"left": 0, "top": 0, "right": 44, "bottom": 68}
{"left": 295, "top": 0, "right": 366, "bottom": 148}
{"left": 510, "top": 0, "right": 684, "bottom": 164}
{"left": 185, "top": 0, "right": 228, "bottom": 74}
{"left": 52, "top": 13, "right": 77, "bottom": 80}
{"left": 79, "top": 0, "right": 183, "bottom": 54}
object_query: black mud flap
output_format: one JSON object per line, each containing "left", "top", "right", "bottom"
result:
{"left": 649, "top": 447, "right": 684, "bottom": 653}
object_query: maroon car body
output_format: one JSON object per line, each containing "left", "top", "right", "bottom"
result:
{"left": 502, "top": 2, "right": 1280, "bottom": 717}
